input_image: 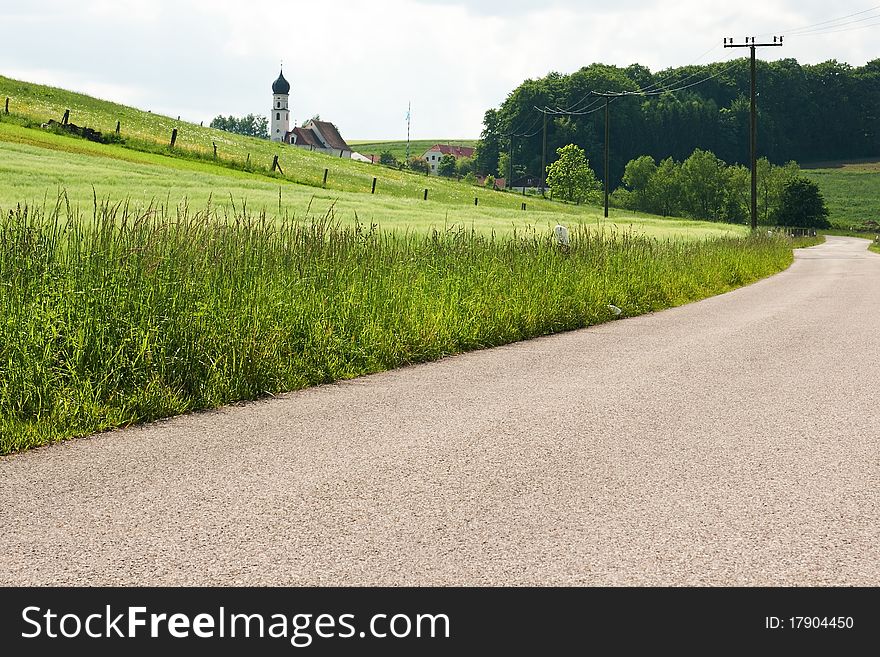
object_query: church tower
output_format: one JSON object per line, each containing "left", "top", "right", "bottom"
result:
{"left": 270, "top": 69, "right": 291, "bottom": 142}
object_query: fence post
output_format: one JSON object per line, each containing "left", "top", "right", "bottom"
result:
{"left": 371, "top": 177, "right": 377, "bottom": 194}
{"left": 213, "top": 142, "right": 217, "bottom": 159}
{"left": 4, "top": 97, "right": 8, "bottom": 114}
{"left": 423, "top": 189, "right": 428, "bottom": 201}
{"left": 170, "top": 128, "right": 178, "bottom": 148}
{"left": 62, "top": 109, "right": 70, "bottom": 125}
{"left": 246, "top": 153, "right": 250, "bottom": 166}
{"left": 474, "top": 197, "right": 479, "bottom": 206}
{"left": 115, "top": 120, "right": 120, "bottom": 134}
{"left": 522, "top": 202, "right": 527, "bottom": 211}
{"left": 322, "top": 168, "right": 328, "bottom": 188}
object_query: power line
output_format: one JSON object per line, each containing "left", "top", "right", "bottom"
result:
{"left": 777, "top": 5, "right": 880, "bottom": 35}
{"left": 634, "top": 43, "right": 724, "bottom": 95}
{"left": 788, "top": 17, "right": 880, "bottom": 37}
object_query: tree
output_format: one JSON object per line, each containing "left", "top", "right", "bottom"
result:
{"left": 301, "top": 114, "right": 321, "bottom": 127}
{"left": 757, "top": 158, "right": 800, "bottom": 224}
{"left": 724, "top": 164, "right": 750, "bottom": 224}
{"left": 545, "top": 144, "right": 602, "bottom": 204}
{"left": 379, "top": 150, "right": 398, "bottom": 167}
{"left": 456, "top": 157, "right": 475, "bottom": 178}
{"left": 406, "top": 156, "right": 430, "bottom": 174}
{"left": 484, "top": 174, "right": 496, "bottom": 189}
{"left": 497, "top": 152, "right": 511, "bottom": 180}
{"left": 209, "top": 114, "right": 269, "bottom": 139}
{"left": 646, "top": 157, "right": 682, "bottom": 217}
{"left": 621, "top": 155, "right": 657, "bottom": 211}
{"left": 774, "top": 178, "right": 830, "bottom": 228}
{"left": 476, "top": 58, "right": 880, "bottom": 186}
{"left": 437, "top": 154, "right": 457, "bottom": 177}
{"left": 681, "top": 149, "right": 728, "bottom": 221}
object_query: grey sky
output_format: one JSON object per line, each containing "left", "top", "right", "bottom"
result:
{"left": 2, "top": 1, "right": 878, "bottom": 139}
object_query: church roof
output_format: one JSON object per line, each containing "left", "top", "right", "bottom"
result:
{"left": 290, "top": 127, "right": 322, "bottom": 148}
{"left": 272, "top": 70, "right": 290, "bottom": 94}
{"left": 308, "top": 120, "right": 350, "bottom": 151}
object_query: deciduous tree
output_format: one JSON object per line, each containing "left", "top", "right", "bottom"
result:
{"left": 545, "top": 144, "right": 601, "bottom": 204}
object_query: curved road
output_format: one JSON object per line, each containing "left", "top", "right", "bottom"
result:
{"left": 2, "top": 236, "right": 878, "bottom": 586}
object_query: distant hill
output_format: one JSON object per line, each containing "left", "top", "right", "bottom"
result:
{"left": 349, "top": 139, "right": 477, "bottom": 162}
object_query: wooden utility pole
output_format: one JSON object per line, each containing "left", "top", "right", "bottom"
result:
{"left": 540, "top": 109, "right": 548, "bottom": 196}
{"left": 604, "top": 97, "right": 610, "bottom": 218}
{"left": 508, "top": 136, "right": 514, "bottom": 190}
{"left": 724, "top": 36, "right": 783, "bottom": 230}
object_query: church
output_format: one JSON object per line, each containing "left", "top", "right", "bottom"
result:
{"left": 270, "top": 69, "right": 357, "bottom": 159}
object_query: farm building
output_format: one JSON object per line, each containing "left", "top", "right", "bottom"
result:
{"left": 269, "top": 70, "right": 360, "bottom": 159}
{"left": 423, "top": 144, "right": 476, "bottom": 174}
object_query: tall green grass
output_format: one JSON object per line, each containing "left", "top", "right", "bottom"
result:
{"left": 0, "top": 200, "right": 795, "bottom": 454}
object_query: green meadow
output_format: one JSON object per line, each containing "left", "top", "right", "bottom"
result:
{"left": 802, "top": 160, "right": 880, "bottom": 231}
{"left": 348, "top": 139, "right": 478, "bottom": 162}
{"left": 0, "top": 122, "right": 746, "bottom": 239}
{"left": 0, "top": 75, "right": 813, "bottom": 453}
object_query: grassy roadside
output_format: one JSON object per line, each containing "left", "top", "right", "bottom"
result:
{"left": 0, "top": 202, "right": 798, "bottom": 454}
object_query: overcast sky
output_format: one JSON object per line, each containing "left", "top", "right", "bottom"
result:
{"left": 2, "top": 1, "right": 878, "bottom": 140}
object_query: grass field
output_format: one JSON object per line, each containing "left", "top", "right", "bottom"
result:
{"left": 348, "top": 139, "right": 478, "bottom": 162}
{"left": 0, "top": 122, "right": 748, "bottom": 239}
{"left": 802, "top": 160, "right": 880, "bottom": 231}
{"left": 0, "top": 75, "right": 809, "bottom": 453}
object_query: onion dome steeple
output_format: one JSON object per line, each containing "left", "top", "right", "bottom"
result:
{"left": 272, "top": 69, "right": 290, "bottom": 95}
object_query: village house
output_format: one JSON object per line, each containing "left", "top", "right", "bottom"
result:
{"left": 423, "top": 144, "right": 476, "bottom": 174}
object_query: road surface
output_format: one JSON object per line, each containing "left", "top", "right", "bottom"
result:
{"left": 2, "top": 236, "right": 878, "bottom": 586}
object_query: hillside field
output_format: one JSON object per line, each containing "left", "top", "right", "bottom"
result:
{"left": 349, "top": 139, "right": 478, "bottom": 162}
{"left": 802, "top": 160, "right": 880, "bottom": 231}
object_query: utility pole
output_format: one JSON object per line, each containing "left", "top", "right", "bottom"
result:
{"left": 540, "top": 108, "right": 548, "bottom": 196}
{"left": 508, "top": 135, "right": 514, "bottom": 190}
{"left": 604, "top": 97, "right": 610, "bottom": 218}
{"left": 724, "top": 36, "right": 783, "bottom": 230}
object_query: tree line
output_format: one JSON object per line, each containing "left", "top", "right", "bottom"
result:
{"left": 210, "top": 114, "right": 269, "bottom": 139}
{"left": 475, "top": 58, "right": 880, "bottom": 187}
{"left": 545, "top": 144, "right": 828, "bottom": 228}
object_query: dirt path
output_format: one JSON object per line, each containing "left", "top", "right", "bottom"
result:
{"left": 2, "top": 236, "right": 878, "bottom": 585}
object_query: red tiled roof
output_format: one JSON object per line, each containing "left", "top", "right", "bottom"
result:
{"left": 309, "top": 120, "right": 350, "bottom": 151}
{"left": 290, "top": 127, "right": 322, "bottom": 148}
{"left": 425, "top": 144, "right": 475, "bottom": 158}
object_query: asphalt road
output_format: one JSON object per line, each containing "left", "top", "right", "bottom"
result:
{"left": 2, "top": 236, "right": 878, "bottom": 586}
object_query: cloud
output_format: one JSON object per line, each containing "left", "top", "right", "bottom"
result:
{"left": 1, "top": 1, "right": 877, "bottom": 139}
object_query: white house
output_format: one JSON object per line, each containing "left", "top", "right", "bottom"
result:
{"left": 423, "top": 144, "right": 476, "bottom": 174}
